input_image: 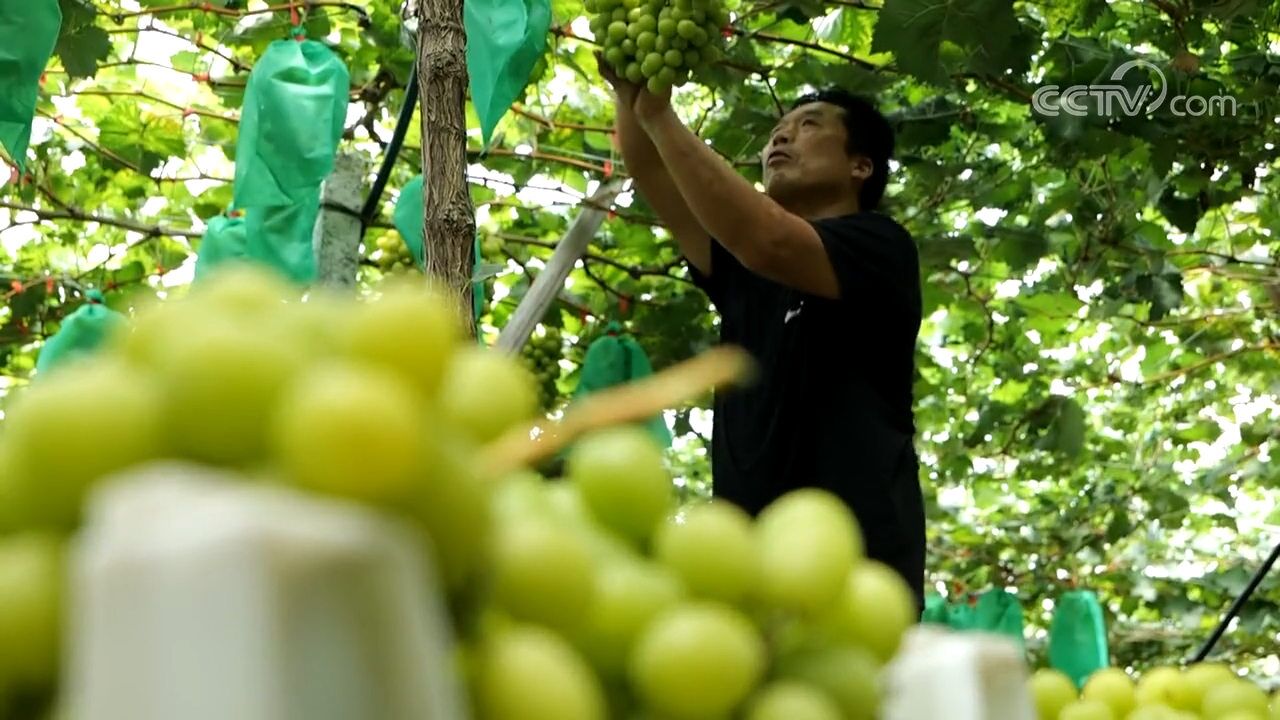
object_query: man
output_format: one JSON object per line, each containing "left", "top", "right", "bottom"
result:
{"left": 600, "top": 59, "right": 926, "bottom": 610}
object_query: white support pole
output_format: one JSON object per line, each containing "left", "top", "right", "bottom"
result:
{"left": 495, "top": 179, "right": 625, "bottom": 355}
{"left": 313, "top": 152, "right": 368, "bottom": 288}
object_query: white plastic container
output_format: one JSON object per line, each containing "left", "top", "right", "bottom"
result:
{"left": 62, "top": 462, "right": 468, "bottom": 720}
{"left": 880, "top": 624, "right": 1037, "bottom": 720}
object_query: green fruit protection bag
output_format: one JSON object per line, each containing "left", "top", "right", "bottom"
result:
{"left": 232, "top": 38, "right": 349, "bottom": 210}
{"left": 242, "top": 186, "right": 322, "bottom": 285}
{"left": 1048, "top": 589, "right": 1109, "bottom": 688}
{"left": 945, "top": 600, "right": 976, "bottom": 630}
{"left": 193, "top": 213, "right": 249, "bottom": 281}
{"left": 571, "top": 322, "right": 673, "bottom": 449}
{"left": 393, "top": 175, "right": 427, "bottom": 269}
{"left": 195, "top": 200, "right": 320, "bottom": 285}
{"left": 0, "top": 0, "right": 61, "bottom": 172}
{"left": 229, "top": 35, "right": 347, "bottom": 284}
{"left": 921, "top": 592, "right": 949, "bottom": 623}
{"left": 393, "top": 174, "right": 485, "bottom": 328}
{"left": 918, "top": 589, "right": 1026, "bottom": 649}
{"left": 974, "top": 589, "right": 1026, "bottom": 651}
{"left": 464, "top": 0, "right": 551, "bottom": 146}
{"left": 35, "top": 290, "right": 126, "bottom": 376}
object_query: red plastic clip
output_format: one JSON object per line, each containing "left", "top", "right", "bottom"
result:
{"left": 44, "top": 277, "right": 54, "bottom": 293}
{"left": 618, "top": 295, "right": 631, "bottom": 315}
{"left": 607, "top": 210, "right": 617, "bottom": 220}
{"left": 193, "top": 73, "right": 209, "bottom": 83}
{"left": 290, "top": 0, "right": 305, "bottom": 39}
{"left": 721, "top": 25, "right": 734, "bottom": 38}
{"left": 10, "top": 280, "right": 23, "bottom": 293}
{"left": 603, "top": 159, "right": 613, "bottom": 177}
{"left": 182, "top": 107, "right": 195, "bottom": 118}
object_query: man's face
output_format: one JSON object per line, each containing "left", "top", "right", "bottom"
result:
{"left": 761, "top": 101, "right": 859, "bottom": 204}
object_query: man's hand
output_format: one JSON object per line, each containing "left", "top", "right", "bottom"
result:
{"left": 596, "top": 53, "right": 638, "bottom": 113}
{"left": 596, "top": 53, "right": 673, "bottom": 127}
{"left": 632, "top": 84, "right": 673, "bottom": 129}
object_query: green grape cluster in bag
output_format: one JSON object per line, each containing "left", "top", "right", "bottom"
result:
{"left": 229, "top": 35, "right": 348, "bottom": 283}
{"left": 232, "top": 38, "right": 349, "bottom": 209}
{"left": 464, "top": 0, "right": 551, "bottom": 146}
{"left": 1048, "top": 589, "right": 1110, "bottom": 688}
{"left": 35, "top": 291, "right": 126, "bottom": 377}
{"left": 0, "top": 0, "right": 62, "bottom": 172}
{"left": 570, "top": 322, "right": 673, "bottom": 449}
{"left": 242, "top": 186, "right": 322, "bottom": 283}
{"left": 193, "top": 212, "right": 248, "bottom": 281}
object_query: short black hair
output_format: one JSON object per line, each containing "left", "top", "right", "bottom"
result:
{"left": 791, "top": 89, "right": 894, "bottom": 211}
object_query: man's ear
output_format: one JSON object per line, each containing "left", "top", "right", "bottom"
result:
{"left": 849, "top": 155, "right": 873, "bottom": 182}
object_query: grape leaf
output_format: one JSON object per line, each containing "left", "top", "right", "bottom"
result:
{"left": 1157, "top": 190, "right": 1203, "bottom": 233}
{"left": 1034, "top": 397, "right": 1086, "bottom": 459}
{"left": 472, "top": 263, "right": 507, "bottom": 283}
{"left": 1135, "top": 273, "right": 1183, "bottom": 320}
{"left": 871, "top": 0, "right": 1027, "bottom": 85}
{"left": 989, "top": 227, "right": 1049, "bottom": 271}
{"left": 170, "top": 51, "right": 200, "bottom": 74}
{"left": 1014, "top": 292, "right": 1083, "bottom": 318}
{"left": 870, "top": 0, "right": 948, "bottom": 84}
{"left": 56, "top": 24, "right": 111, "bottom": 79}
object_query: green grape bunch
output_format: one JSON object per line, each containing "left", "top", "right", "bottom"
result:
{"left": 480, "top": 234, "right": 504, "bottom": 258}
{"left": 371, "top": 233, "right": 416, "bottom": 276}
{"left": 521, "top": 326, "right": 564, "bottom": 412}
{"left": 587, "top": 0, "right": 730, "bottom": 95}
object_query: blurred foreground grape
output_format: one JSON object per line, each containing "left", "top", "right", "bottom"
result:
{"left": 1029, "top": 663, "right": 1280, "bottom": 720}
{"left": 0, "top": 264, "right": 917, "bottom": 719}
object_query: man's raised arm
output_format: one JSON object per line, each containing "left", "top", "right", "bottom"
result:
{"left": 600, "top": 57, "right": 712, "bottom": 276}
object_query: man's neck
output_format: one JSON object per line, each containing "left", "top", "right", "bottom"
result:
{"left": 774, "top": 192, "right": 861, "bottom": 221}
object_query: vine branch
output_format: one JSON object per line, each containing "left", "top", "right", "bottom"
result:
{"left": 0, "top": 202, "right": 201, "bottom": 239}
{"left": 100, "top": 1, "right": 370, "bottom": 22}
{"left": 497, "top": 232, "right": 693, "bottom": 284}
{"left": 71, "top": 89, "right": 238, "bottom": 123}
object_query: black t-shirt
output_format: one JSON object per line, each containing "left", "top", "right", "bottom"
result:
{"left": 688, "top": 211, "right": 926, "bottom": 607}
